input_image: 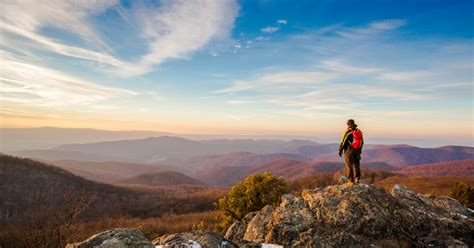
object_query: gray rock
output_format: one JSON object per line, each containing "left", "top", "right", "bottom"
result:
{"left": 66, "top": 228, "right": 154, "bottom": 248}
{"left": 226, "top": 183, "right": 474, "bottom": 247}
{"left": 243, "top": 205, "right": 273, "bottom": 243}
{"left": 153, "top": 230, "right": 237, "bottom": 248}
{"left": 225, "top": 211, "right": 257, "bottom": 242}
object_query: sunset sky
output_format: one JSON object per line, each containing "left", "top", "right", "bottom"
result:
{"left": 0, "top": 0, "right": 472, "bottom": 145}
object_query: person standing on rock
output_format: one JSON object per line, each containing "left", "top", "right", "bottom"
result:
{"left": 339, "top": 119, "right": 364, "bottom": 184}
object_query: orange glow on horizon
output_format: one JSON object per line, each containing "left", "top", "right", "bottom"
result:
{"left": 1, "top": 114, "right": 471, "bottom": 140}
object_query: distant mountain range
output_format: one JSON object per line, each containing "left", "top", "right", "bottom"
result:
{"left": 397, "top": 159, "right": 474, "bottom": 176}
{"left": 9, "top": 136, "right": 333, "bottom": 163}
{"left": 52, "top": 136, "right": 329, "bottom": 161}
{"left": 313, "top": 144, "right": 474, "bottom": 166}
{"left": 3, "top": 129, "right": 473, "bottom": 187}
{"left": 0, "top": 127, "right": 172, "bottom": 151}
{"left": 9, "top": 135, "right": 473, "bottom": 167}
{"left": 117, "top": 171, "right": 205, "bottom": 186}
{"left": 195, "top": 159, "right": 396, "bottom": 186}
{"left": 39, "top": 153, "right": 474, "bottom": 187}
{"left": 0, "top": 127, "right": 319, "bottom": 151}
{"left": 47, "top": 160, "right": 177, "bottom": 183}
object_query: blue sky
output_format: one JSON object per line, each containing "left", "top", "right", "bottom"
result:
{"left": 0, "top": 0, "right": 473, "bottom": 146}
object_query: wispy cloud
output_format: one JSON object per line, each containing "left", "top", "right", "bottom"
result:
{"left": 0, "top": 52, "right": 137, "bottom": 107}
{"left": 214, "top": 68, "right": 337, "bottom": 93}
{"left": 214, "top": 16, "right": 471, "bottom": 117}
{"left": 319, "top": 60, "right": 381, "bottom": 74}
{"left": 336, "top": 19, "right": 406, "bottom": 39}
{"left": 213, "top": 80, "right": 255, "bottom": 94}
{"left": 0, "top": 0, "right": 239, "bottom": 77}
{"left": 226, "top": 114, "right": 254, "bottom": 121}
{"left": 261, "top": 26, "right": 279, "bottom": 33}
{"left": 260, "top": 19, "right": 287, "bottom": 34}
{"left": 1, "top": 0, "right": 117, "bottom": 51}
{"left": 255, "top": 36, "right": 267, "bottom": 41}
{"left": 226, "top": 100, "right": 254, "bottom": 104}
{"left": 132, "top": 0, "right": 239, "bottom": 76}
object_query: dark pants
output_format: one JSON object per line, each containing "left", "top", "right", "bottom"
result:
{"left": 344, "top": 147, "right": 361, "bottom": 182}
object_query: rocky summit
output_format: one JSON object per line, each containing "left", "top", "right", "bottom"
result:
{"left": 225, "top": 183, "right": 474, "bottom": 247}
{"left": 67, "top": 183, "right": 473, "bottom": 248}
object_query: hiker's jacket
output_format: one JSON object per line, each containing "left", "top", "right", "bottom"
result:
{"left": 339, "top": 128, "right": 364, "bottom": 154}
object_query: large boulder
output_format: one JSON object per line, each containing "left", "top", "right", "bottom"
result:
{"left": 226, "top": 183, "right": 474, "bottom": 247}
{"left": 66, "top": 228, "right": 154, "bottom": 248}
{"left": 225, "top": 211, "right": 258, "bottom": 242}
{"left": 153, "top": 230, "right": 237, "bottom": 248}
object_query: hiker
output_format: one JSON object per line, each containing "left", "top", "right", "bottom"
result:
{"left": 338, "top": 119, "right": 364, "bottom": 183}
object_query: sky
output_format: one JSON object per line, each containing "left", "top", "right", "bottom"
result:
{"left": 0, "top": 0, "right": 473, "bottom": 146}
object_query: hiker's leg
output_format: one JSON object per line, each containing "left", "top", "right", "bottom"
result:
{"left": 344, "top": 151, "right": 354, "bottom": 182}
{"left": 354, "top": 157, "right": 361, "bottom": 183}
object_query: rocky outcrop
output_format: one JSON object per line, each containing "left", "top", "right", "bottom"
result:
{"left": 153, "top": 230, "right": 237, "bottom": 247}
{"left": 67, "top": 229, "right": 237, "bottom": 248}
{"left": 66, "top": 228, "right": 154, "bottom": 248}
{"left": 225, "top": 183, "right": 474, "bottom": 247}
{"left": 67, "top": 184, "right": 473, "bottom": 248}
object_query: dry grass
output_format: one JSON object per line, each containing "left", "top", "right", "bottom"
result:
{"left": 375, "top": 175, "right": 474, "bottom": 195}
{"left": 0, "top": 211, "right": 222, "bottom": 247}
{"left": 67, "top": 210, "right": 222, "bottom": 242}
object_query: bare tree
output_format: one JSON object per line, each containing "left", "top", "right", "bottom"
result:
{"left": 1, "top": 189, "right": 96, "bottom": 248}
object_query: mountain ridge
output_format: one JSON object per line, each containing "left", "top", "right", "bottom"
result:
{"left": 9, "top": 135, "right": 472, "bottom": 166}
{"left": 117, "top": 171, "right": 205, "bottom": 186}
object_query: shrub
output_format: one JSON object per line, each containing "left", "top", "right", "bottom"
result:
{"left": 450, "top": 182, "right": 474, "bottom": 208}
{"left": 215, "top": 172, "right": 287, "bottom": 233}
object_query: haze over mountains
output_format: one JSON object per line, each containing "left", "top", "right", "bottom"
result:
{"left": 0, "top": 127, "right": 319, "bottom": 152}
{"left": 0, "top": 127, "right": 172, "bottom": 151}
{"left": 117, "top": 171, "right": 206, "bottom": 186}
{"left": 8, "top": 135, "right": 336, "bottom": 163}
{"left": 313, "top": 145, "right": 474, "bottom": 166}
{"left": 46, "top": 160, "right": 177, "bottom": 183}
{"left": 9, "top": 135, "right": 473, "bottom": 164}
{"left": 397, "top": 159, "right": 474, "bottom": 177}
{"left": 2, "top": 127, "right": 473, "bottom": 188}
{"left": 2, "top": 127, "right": 470, "bottom": 153}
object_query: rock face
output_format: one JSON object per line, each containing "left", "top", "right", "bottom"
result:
{"left": 153, "top": 230, "right": 237, "bottom": 248}
{"left": 67, "top": 229, "right": 238, "bottom": 248}
{"left": 66, "top": 228, "right": 154, "bottom": 248}
{"left": 225, "top": 183, "right": 474, "bottom": 247}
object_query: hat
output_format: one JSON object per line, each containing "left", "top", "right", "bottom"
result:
{"left": 347, "top": 119, "right": 357, "bottom": 128}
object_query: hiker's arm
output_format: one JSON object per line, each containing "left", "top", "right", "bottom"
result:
{"left": 338, "top": 131, "right": 345, "bottom": 152}
{"left": 339, "top": 130, "right": 350, "bottom": 153}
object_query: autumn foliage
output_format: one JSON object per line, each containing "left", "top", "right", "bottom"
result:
{"left": 216, "top": 172, "right": 287, "bottom": 233}
{"left": 450, "top": 182, "right": 474, "bottom": 208}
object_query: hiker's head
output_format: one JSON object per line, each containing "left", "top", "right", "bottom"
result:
{"left": 346, "top": 119, "right": 357, "bottom": 129}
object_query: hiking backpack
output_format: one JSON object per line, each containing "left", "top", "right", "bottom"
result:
{"left": 351, "top": 129, "right": 363, "bottom": 150}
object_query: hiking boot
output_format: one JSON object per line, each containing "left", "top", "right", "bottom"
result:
{"left": 355, "top": 178, "right": 360, "bottom": 184}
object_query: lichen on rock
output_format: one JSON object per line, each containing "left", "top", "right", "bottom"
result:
{"left": 66, "top": 228, "right": 154, "bottom": 248}
{"left": 226, "top": 183, "right": 474, "bottom": 247}
{"left": 153, "top": 230, "right": 237, "bottom": 248}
